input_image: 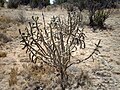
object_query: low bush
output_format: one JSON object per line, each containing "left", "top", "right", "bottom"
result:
{"left": 0, "top": 0, "right": 4, "bottom": 7}
{"left": 0, "top": 33, "right": 12, "bottom": 43}
{"left": 92, "top": 9, "right": 111, "bottom": 28}
{"left": 30, "top": 0, "right": 49, "bottom": 9}
{"left": 20, "top": 0, "right": 30, "bottom": 5}
{"left": 30, "top": 0, "right": 38, "bottom": 8}
{"left": 7, "top": 0, "right": 20, "bottom": 9}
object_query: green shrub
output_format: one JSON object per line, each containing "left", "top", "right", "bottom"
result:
{"left": 7, "top": 0, "right": 20, "bottom": 9}
{"left": 30, "top": 0, "right": 39, "bottom": 8}
{"left": 67, "top": 0, "right": 87, "bottom": 11}
{"left": 29, "top": 0, "right": 50, "bottom": 9}
{"left": 92, "top": 9, "right": 111, "bottom": 28}
{"left": 0, "top": 0, "right": 4, "bottom": 7}
{"left": 54, "top": 0, "right": 67, "bottom": 4}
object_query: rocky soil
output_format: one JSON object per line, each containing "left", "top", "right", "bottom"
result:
{"left": 0, "top": 8, "right": 120, "bottom": 90}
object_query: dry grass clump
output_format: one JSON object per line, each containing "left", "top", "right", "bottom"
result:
{"left": 9, "top": 67, "right": 18, "bottom": 87}
{"left": 24, "top": 62, "right": 55, "bottom": 78}
{"left": 0, "top": 16, "right": 13, "bottom": 24}
{"left": 0, "top": 42, "right": 5, "bottom": 49}
{"left": 0, "top": 33, "right": 12, "bottom": 43}
{"left": 0, "top": 16, "right": 18, "bottom": 36}
{"left": 0, "top": 15, "right": 20, "bottom": 25}
{"left": 20, "top": 63, "right": 59, "bottom": 89}
{"left": 0, "top": 51, "right": 7, "bottom": 57}
{"left": 17, "top": 11, "right": 26, "bottom": 24}
{"left": 21, "top": 63, "right": 93, "bottom": 89}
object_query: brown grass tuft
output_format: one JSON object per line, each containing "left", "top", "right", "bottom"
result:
{"left": 9, "top": 67, "right": 18, "bottom": 87}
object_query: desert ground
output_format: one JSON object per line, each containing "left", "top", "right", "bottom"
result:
{"left": 0, "top": 7, "right": 120, "bottom": 90}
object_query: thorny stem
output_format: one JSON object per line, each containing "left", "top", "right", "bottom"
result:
{"left": 67, "top": 39, "right": 101, "bottom": 68}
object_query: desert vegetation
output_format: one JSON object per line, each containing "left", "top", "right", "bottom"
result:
{"left": 19, "top": 10, "right": 101, "bottom": 90}
{"left": 0, "top": 0, "right": 120, "bottom": 90}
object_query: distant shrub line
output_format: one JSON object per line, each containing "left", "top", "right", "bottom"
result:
{"left": 0, "top": 0, "right": 50, "bottom": 9}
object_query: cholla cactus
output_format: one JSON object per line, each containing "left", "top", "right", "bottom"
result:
{"left": 19, "top": 11, "right": 101, "bottom": 90}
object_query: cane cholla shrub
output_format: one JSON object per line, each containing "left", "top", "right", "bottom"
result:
{"left": 7, "top": 0, "right": 20, "bottom": 8}
{"left": 19, "top": 11, "right": 101, "bottom": 90}
{"left": 93, "top": 9, "right": 111, "bottom": 28}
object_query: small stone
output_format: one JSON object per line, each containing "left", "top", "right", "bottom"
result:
{"left": 96, "top": 71, "right": 111, "bottom": 77}
{"left": 68, "top": 65, "right": 80, "bottom": 73}
{"left": 116, "top": 60, "right": 120, "bottom": 65}
{"left": 112, "top": 66, "right": 120, "bottom": 75}
{"left": 103, "top": 48, "right": 110, "bottom": 52}
{"left": 0, "top": 52, "right": 7, "bottom": 57}
{"left": 0, "top": 74, "right": 4, "bottom": 82}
